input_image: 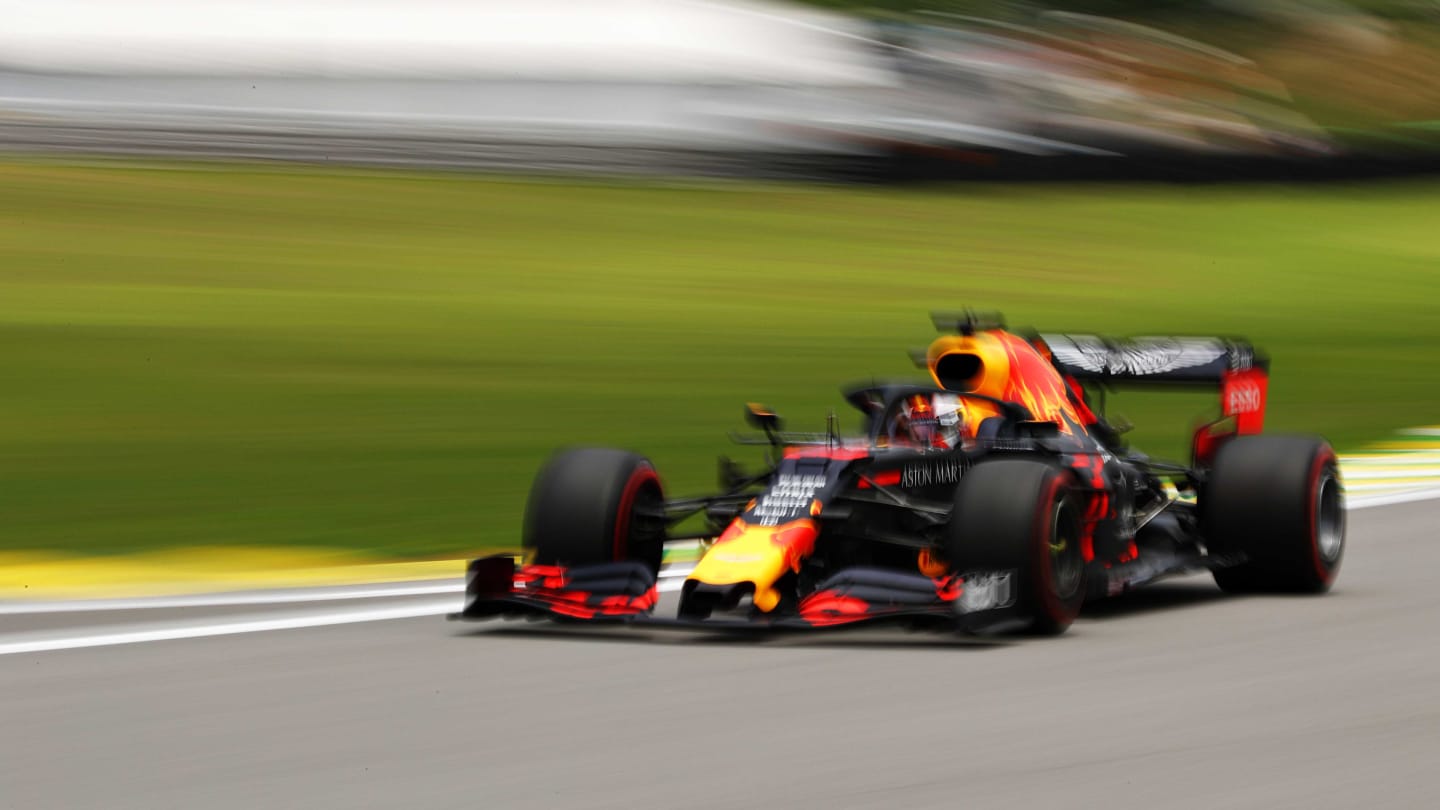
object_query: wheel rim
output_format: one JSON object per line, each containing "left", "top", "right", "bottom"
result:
{"left": 629, "top": 482, "right": 667, "bottom": 571}
{"left": 1049, "top": 499, "right": 1084, "bottom": 600}
{"left": 613, "top": 466, "right": 666, "bottom": 572}
{"left": 1315, "top": 472, "right": 1344, "bottom": 563}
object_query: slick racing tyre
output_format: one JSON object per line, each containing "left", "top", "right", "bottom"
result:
{"left": 947, "top": 459, "right": 1086, "bottom": 635}
{"left": 524, "top": 448, "right": 666, "bottom": 575}
{"left": 1203, "top": 435, "right": 1344, "bottom": 594}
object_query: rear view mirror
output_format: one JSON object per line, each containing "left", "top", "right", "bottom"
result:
{"left": 718, "top": 456, "right": 747, "bottom": 491}
{"left": 745, "top": 403, "right": 783, "bottom": 433}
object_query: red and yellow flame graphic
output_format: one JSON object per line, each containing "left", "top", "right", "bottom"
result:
{"left": 926, "top": 330, "right": 1085, "bottom": 434}
{"left": 688, "top": 518, "right": 817, "bottom": 612}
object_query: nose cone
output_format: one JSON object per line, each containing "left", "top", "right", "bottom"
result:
{"left": 687, "top": 519, "right": 817, "bottom": 613}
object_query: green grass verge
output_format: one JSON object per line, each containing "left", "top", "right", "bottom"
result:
{"left": 3, "top": 160, "right": 1438, "bottom": 558}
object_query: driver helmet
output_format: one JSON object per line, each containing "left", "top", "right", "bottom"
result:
{"left": 904, "top": 393, "right": 962, "bottom": 450}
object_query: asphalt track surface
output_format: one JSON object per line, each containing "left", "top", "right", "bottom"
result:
{"left": 4, "top": 499, "right": 1439, "bottom": 809}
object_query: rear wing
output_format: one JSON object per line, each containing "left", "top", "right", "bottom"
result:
{"left": 1040, "top": 334, "right": 1266, "bottom": 384}
{"left": 1038, "top": 333, "right": 1270, "bottom": 435}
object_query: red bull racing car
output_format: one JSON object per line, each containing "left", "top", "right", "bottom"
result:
{"left": 453, "top": 312, "right": 1344, "bottom": 636}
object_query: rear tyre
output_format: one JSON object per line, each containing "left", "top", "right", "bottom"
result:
{"left": 523, "top": 448, "right": 666, "bottom": 575}
{"left": 947, "top": 459, "right": 1086, "bottom": 635}
{"left": 1203, "top": 435, "right": 1344, "bottom": 594}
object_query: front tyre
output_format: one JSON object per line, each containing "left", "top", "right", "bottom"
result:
{"left": 947, "top": 459, "right": 1086, "bottom": 635}
{"left": 523, "top": 448, "right": 667, "bottom": 575}
{"left": 1203, "top": 435, "right": 1344, "bottom": 594}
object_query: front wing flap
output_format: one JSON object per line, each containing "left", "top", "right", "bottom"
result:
{"left": 789, "top": 567, "right": 1027, "bottom": 634}
{"left": 454, "top": 556, "right": 659, "bottom": 622}
{"left": 790, "top": 567, "right": 963, "bottom": 627}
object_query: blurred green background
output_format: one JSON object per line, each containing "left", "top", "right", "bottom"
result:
{"left": 3, "top": 161, "right": 1438, "bottom": 558}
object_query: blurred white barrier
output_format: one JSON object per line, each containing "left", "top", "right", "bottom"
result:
{"left": 0, "top": 0, "right": 894, "bottom": 84}
{"left": 0, "top": 0, "right": 908, "bottom": 156}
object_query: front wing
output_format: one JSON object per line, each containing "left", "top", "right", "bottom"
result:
{"left": 449, "top": 556, "right": 1028, "bottom": 634}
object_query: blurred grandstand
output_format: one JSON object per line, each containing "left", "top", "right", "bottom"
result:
{"left": 0, "top": 0, "right": 1434, "bottom": 180}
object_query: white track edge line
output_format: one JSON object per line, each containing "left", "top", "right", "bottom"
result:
{"left": 1345, "top": 486, "right": 1440, "bottom": 510}
{"left": 0, "top": 599, "right": 457, "bottom": 656}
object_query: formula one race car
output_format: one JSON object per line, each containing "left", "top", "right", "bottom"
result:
{"left": 453, "top": 312, "right": 1345, "bottom": 636}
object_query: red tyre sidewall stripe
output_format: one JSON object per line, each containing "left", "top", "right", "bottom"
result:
{"left": 1033, "top": 473, "right": 1074, "bottom": 625}
{"left": 614, "top": 465, "right": 660, "bottom": 562}
{"left": 1307, "top": 447, "right": 1338, "bottom": 585}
